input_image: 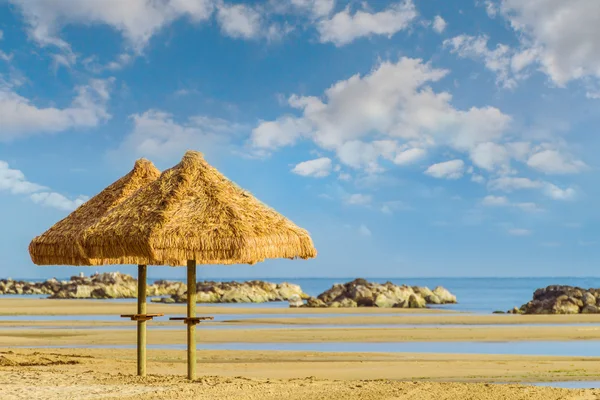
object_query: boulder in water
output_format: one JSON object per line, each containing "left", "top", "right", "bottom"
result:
{"left": 516, "top": 285, "right": 600, "bottom": 314}
{"left": 306, "top": 279, "right": 457, "bottom": 308}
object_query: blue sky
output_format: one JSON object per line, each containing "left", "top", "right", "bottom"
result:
{"left": 1, "top": 0, "right": 600, "bottom": 280}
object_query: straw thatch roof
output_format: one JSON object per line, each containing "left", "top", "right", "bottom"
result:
{"left": 29, "top": 159, "right": 161, "bottom": 266}
{"left": 81, "top": 150, "right": 317, "bottom": 266}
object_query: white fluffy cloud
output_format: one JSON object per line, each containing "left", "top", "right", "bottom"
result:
{"left": 251, "top": 57, "right": 511, "bottom": 173}
{"left": 30, "top": 192, "right": 88, "bottom": 211}
{"left": 481, "top": 195, "right": 542, "bottom": 212}
{"left": 0, "top": 161, "right": 46, "bottom": 194}
{"left": 317, "top": 0, "right": 417, "bottom": 46}
{"left": 469, "top": 142, "right": 510, "bottom": 171}
{"left": 425, "top": 159, "right": 465, "bottom": 180}
{"left": 0, "top": 78, "right": 113, "bottom": 141}
{"left": 488, "top": 176, "right": 576, "bottom": 201}
{"left": 112, "top": 110, "right": 241, "bottom": 162}
{"left": 488, "top": 176, "right": 542, "bottom": 192}
{"left": 0, "top": 161, "right": 87, "bottom": 211}
{"left": 216, "top": 2, "right": 263, "bottom": 39}
{"left": 526, "top": 149, "right": 587, "bottom": 175}
{"left": 286, "top": 0, "right": 335, "bottom": 18}
{"left": 394, "top": 147, "right": 426, "bottom": 165}
{"left": 544, "top": 183, "right": 576, "bottom": 201}
{"left": 454, "top": 1, "right": 600, "bottom": 95}
{"left": 9, "top": 0, "right": 214, "bottom": 52}
{"left": 500, "top": 0, "right": 600, "bottom": 88}
{"left": 432, "top": 16, "right": 447, "bottom": 33}
{"left": 444, "top": 35, "right": 516, "bottom": 89}
{"left": 291, "top": 157, "right": 332, "bottom": 177}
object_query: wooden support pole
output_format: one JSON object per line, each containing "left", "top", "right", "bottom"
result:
{"left": 187, "top": 259, "right": 197, "bottom": 380}
{"left": 137, "top": 264, "right": 147, "bottom": 377}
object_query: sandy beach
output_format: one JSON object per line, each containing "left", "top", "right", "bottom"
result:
{"left": 2, "top": 348, "right": 600, "bottom": 399}
{"left": 2, "top": 298, "right": 600, "bottom": 400}
{"left": 3, "top": 299, "right": 600, "bottom": 398}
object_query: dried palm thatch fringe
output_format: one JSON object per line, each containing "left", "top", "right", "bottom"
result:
{"left": 81, "top": 150, "right": 317, "bottom": 266}
{"left": 28, "top": 159, "right": 161, "bottom": 266}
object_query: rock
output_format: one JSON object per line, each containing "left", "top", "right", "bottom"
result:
{"left": 196, "top": 291, "right": 219, "bottom": 303}
{"left": 413, "top": 286, "right": 434, "bottom": 298}
{"left": 425, "top": 294, "right": 442, "bottom": 305}
{"left": 375, "top": 293, "right": 396, "bottom": 308}
{"left": 492, "top": 310, "right": 505, "bottom": 314}
{"left": 304, "top": 297, "right": 327, "bottom": 308}
{"left": 582, "top": 304, "right": 600, "bottom": 314}
{"left": 278, "top": 283, "right": 307, "bottom": 300}
{"left": 150, "top": 297, "right": 175, "bottom": 304}
{"left": 517, "top": 285, "right": 600, "bottom": 314}
{"left": 432, "top": 287, "right": 457, "bottom": 304}
{"left": 408, "top": 294, "right": 426, "bottom": 308}
{"left": 165, "top": 280, "right": 308, "bottom": 304}
{"left": 306, "top": 279, "right": 457, "bottom": 308}
{"left": 0, "top": 273, "right": 308, "bottom": 304}
{"left": 553, "top": 298, "right": 580, "bottom": 314}
{"left": 583, "top": 292, "right": 596, "bottom": 306}
{"left": 339, "top": 298, "right": 357, "bottom": 307}
{"left": 393, "top": 300, "right": 408, "bottom": 308}
{"left": 288, "top": 294, "right": 304, "bottom": 308}
{"left": 317, "top": 284, "right": 345, "bottom": 304}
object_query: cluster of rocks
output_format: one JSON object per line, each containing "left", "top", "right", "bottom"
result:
{"left": 298, "top": 279, "right": 457, "bottom": 308}
{"left": 0, "top": 278, "right": 54, "bottom": 296}
{"left": 1, "top": 273, "right": 458, "bottom": 309}
{"left": 508, "top": 285, "right": 600, "bottom": 314}
{"left": 151, "top": 280, "right": 307, "bottom": 304}
{"left": 0, "top": 272, "right": 142, "bottom": 299}
{"left": 0, "top": 272, "right": 307, "bottom": 303}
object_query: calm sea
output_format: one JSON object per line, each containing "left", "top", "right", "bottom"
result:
{"left": 12, "top": 277, "right": 600, "bottom": 314}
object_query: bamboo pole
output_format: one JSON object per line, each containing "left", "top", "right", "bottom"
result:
{"left": 137, "top": 264, "right": 147, "bottom": 377}
{"left": 187, "top": 259, "right": 197, "bottom": 380}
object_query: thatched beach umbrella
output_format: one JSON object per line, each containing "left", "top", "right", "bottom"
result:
{"left": 28, "top": 158, "right": 162, "bottom": 376}
{"left": 80, "top": 150, "right": 317, "bottom": 379}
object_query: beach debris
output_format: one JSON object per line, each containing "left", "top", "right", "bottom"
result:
{"left": 516, "top": 285, "right": 600, "bottom": 314}
{"left": 304, "top": 279, "right": 457, "bottom": 308}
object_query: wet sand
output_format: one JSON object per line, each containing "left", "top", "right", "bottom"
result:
{"left": 1, "top": 348, "right": 600, "bottom": 399}
{"left": 0, "top": 298, "right": 453, "bottom": 316}
{"left": 3, "top": 325, "right": 600, "bottom": 346}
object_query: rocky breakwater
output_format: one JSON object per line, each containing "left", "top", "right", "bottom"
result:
{"left": 154, "top": 280, "right": 309, "bottom": 304}
{"left": 0, "top": 272, "right": 140, "bottom": 299}
{"left": 0, "top": 278, "right": 54, "bottom": 296}
{"left": 303, "top": 279, "right": 457, "bottom": 308}
{"left": 0, "top": 273, "right": 309, "bottom": 303}
{"left": 513, "top": 285, "right": 600, "bottom": 314}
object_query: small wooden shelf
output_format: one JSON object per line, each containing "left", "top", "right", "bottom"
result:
{"left": 120, "top": 313, "right": 164, "bottom": 321}
{"left": 169, "top": 316, "right": 214, "bottom": 325}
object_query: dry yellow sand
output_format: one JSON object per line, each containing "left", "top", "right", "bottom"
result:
{"left": 1, "top": 349, "right": 600, "bottom": 399}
